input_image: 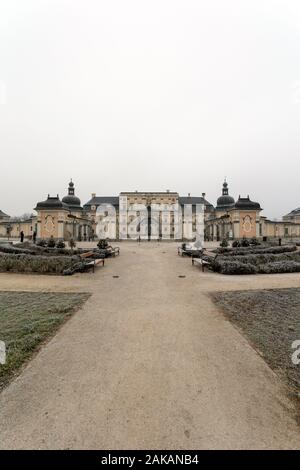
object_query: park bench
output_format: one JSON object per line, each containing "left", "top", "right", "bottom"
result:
{"left": 178, "top": 246, "right": 202, "bottom": 258}
{"left": 192, "top": 251, "right": 218, "bottom": 272}
{"left": 191, "top": 257, "right": 210, "bottom": 272}
{"left": 98, "top": 246, "right": 120, "bottom": 258}
{"left": 107, "top": 246, "right": 120, "bottom": 257}
{"left": 79, "top": 251, "right": 105, "bottom": 272}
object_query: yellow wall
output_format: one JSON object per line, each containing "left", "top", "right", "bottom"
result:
{"left": 0, "top": 219, "right": 36, "bottom": 239}
{"left": 239, "top": 211, "right": 257, "bottom": 238}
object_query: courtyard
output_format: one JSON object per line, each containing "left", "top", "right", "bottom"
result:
{"left": 0, "top": 242, "right": 299, "bottom": 449}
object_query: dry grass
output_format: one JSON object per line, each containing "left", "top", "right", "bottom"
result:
{"left": 211, "top": 288, "right": 300, "bottom": 396}
{"left": 0, "top": 291, "right": 90, "bottom": 390}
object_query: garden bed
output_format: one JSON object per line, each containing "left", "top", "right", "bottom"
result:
{"left": 0, "top": 253, "right": 80, "bottom": 274}
{"left": 0, "top": 242, "right": 84, "bottom": 257}
{"left": 210, "top": 245, "right": 300, "bottom": 275}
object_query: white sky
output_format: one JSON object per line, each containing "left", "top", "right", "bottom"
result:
{"left": 0, "top": 0, "right": 299, "bottom": 218}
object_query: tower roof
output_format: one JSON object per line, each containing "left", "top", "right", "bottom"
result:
{"left": 235, "top": 196, "right": 261, "bottom": 210}
{"left": 216, "top": 180, "right": 235, "bottom": 210}
{"left": 34, "top": 195, "right": 69, "bottom": 211}
{"left": 62, "top": 180, "right": 82, "bottom": 210}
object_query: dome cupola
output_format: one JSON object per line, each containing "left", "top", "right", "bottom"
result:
{"left": 62, "top": 179, "right": 82, "bottom": 210}
{"left": 216, "top": 179, "right": 235, "bottom": 210}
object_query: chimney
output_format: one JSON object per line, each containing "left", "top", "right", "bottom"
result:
{"left": 202, "top": 192, "right": 206, "bottom": 198}
{"left": 91, "top": 192, "right": 96, "bottom": 199}
{"left": 188, "top": 192, "right": 191, "bottom": 197}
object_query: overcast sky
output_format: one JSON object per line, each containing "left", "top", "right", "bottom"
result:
{"left": 0, "top": 0, "right": 299, "bottom": 219}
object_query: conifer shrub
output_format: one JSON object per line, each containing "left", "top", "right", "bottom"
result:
{"left": 47, "top": 236, "right": 56, "bottom": 248}
{"left": 220, "top": 238, "right": 229, "bottom": 248}
{"left": 97, "top": 239, "right": 109, "bottom": 249}
{"left": 240, "top": 238, "right": 250, "bottom": 247}
{"left": 56, "top": 240, "right": 66, "bottom": 249}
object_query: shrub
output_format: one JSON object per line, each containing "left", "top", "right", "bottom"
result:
{"left": 240, "top": 238, "right": 250, "bottom": 247}
{"left": 218, "top": 245, "right": 297, "bottom": 257}
{"left": 56, "top": 240, "right": 66, "bottom": 249}
{"left": 0, "top": 244, "right": 34, "bottom": 255}
{"left": 0, "top": 242, "right": 84, "bottom": 257}
{"left": 97, "top": 239, "right": 109, "bottom": 249}
{"left": 250, "top": 237, "right": 260, "bottom": 245}
{"left": 220, "top": 238, "right": 229, "bottom": 248}
{"left": 212, "top": 259, "right": 257, "bottom": 275}
{"left": 257, "top": 261, "right": 300, "bottom": 274}
{"left": 210, "top": 251, "right": 300, "bottom": 275}
{"left": 37, "top": 239, "right": 47, "bottom": 247}
{"left": 220, "top": 252, "right": 300, "bottom": 266}
{"left": 232, "top": 240, "right": 241, "bottom": 248}
{"left": 0, "top": 254, "right": 79, "bottom": 274}
{"left": 47, "top": 236, "right": 56, "bottom": 248}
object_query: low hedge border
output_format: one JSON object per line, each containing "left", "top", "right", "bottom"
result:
{"left": 211, "top": 254, "right": 300, "bottom": 275}
{"left": 0, "top": 254, "right": 79, "bottom": 274}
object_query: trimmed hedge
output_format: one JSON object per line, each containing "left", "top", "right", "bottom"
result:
{"left": 0, "top": 254, "right": 79, "bottom": 274}
{"left": 211, "top": 251, "right": 300, "bottom": 275}
{"left": 212, "top": 259, "right": 257, "bottom": 275}
{"left": 219, "top": 252, "right": 300, "bottom": 266}
{"left": 0, "top": 243, "right": 84, "bottom": 257}
{"left": 257, "top": 261, "right": 300, "bottom": 274}
{"left": 215, "top": 245, "right": 297, "bottom": 256}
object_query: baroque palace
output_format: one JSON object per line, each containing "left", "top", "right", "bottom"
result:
{"left": 0, "top": 180, "right": 300, "bottom": 242}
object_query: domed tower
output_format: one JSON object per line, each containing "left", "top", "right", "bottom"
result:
{"left": 216, "top": 179, "right": 235, "bottom": 211}
{"left": 62, "top": 179, "right": 83, "bottom": 211}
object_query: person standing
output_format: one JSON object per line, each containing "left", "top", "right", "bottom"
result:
{"left": 20, "top": 230, "right": 24, "bottom": 243}
{"left": 33, "top": 231, "right": 37, "bottom": 244}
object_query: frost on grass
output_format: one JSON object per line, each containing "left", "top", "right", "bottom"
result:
{"left": 0, "top": 291, "right": 89, "bottom": 390}
{"left": 212, "top": 288, "right": 300, "bottom": 394}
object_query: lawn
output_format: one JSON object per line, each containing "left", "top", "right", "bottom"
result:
{"left": 211, "top": 288, "right": 300, "bottom": 395}
{"left": 0, "top": 291, "right": 89, "bottom": 390}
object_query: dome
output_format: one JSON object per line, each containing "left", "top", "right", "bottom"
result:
{"left": 216, "top": 195, "right": 235, "bottom": 207}
{"left": 216, "top": 180, "right": 235, "bottom": 210}
{"left": 62, "top": 180, "right": 82, "bottom": 210}
{"left": 62, "top": 194, "right": 81, "bottom": 207}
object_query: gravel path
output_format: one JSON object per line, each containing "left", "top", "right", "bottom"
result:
{"left": 0, "top": 242, "right": 299, "bottom": 449}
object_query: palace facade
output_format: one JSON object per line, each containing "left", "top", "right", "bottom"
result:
{"left": 0, "top": 180, "right": 300, "bottom": 242}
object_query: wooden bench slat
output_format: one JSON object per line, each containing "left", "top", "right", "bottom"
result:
{"left": 80, "top": 251, "right": 94, "bottom": 259}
